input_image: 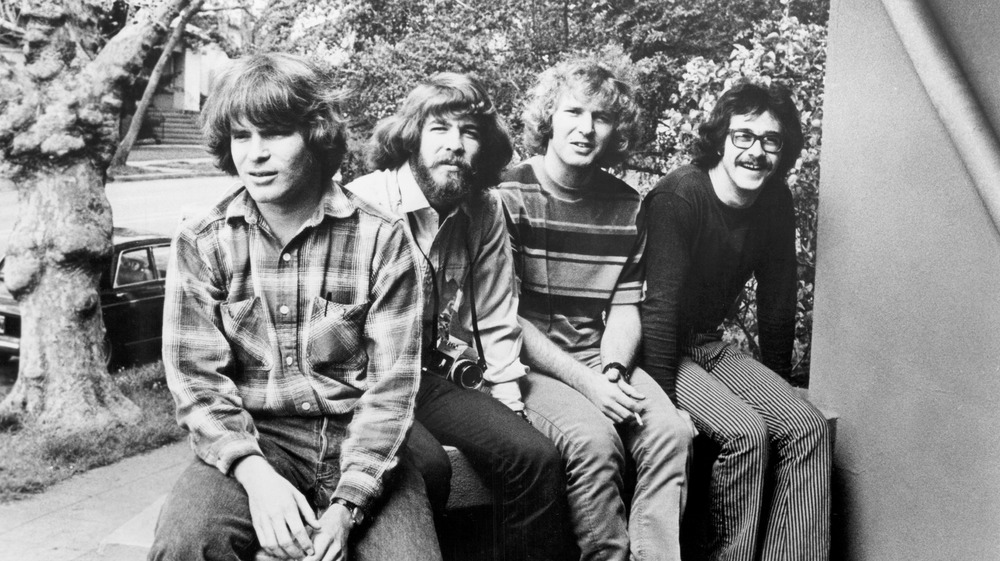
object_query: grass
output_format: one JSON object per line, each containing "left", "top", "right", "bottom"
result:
{"left": 0, "top": 361, "right": 186, "bottom": 503}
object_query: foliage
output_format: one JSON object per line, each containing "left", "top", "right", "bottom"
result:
{"left": 651, "top": 11, "right": 827, "bottom": 385}
{"left": 0, "top": 361, "right": 185, "bottom": 503}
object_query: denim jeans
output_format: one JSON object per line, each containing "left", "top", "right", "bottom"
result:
{"left": 522, "top": 365, "right": 694, "bottom": 561}
{"left": 408, "top": 373, "right": 573, "bottom": 561}
{"left": 149, "top": 415, "right": 441, "bottom": 561}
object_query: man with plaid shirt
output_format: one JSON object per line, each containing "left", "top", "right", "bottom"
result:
{"left": 150, "top": 53, "right": 441, "bottom": 561}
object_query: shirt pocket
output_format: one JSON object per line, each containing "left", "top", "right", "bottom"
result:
{"left": 220, "top": 297, "right": 273, "bottom": 371}
{"left": 306, "top": 296, "right": 369, "bottom": 374}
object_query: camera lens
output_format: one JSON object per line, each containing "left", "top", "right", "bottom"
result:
{"left": 452, "top": 362, "right": 485, "bottom": 390}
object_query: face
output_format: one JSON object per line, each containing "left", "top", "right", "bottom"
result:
{"left": 230, "top": 120, "right": 321, "bottom": 210}
{"left": 717, "top": 111, "right": 783, "bottom": 195}
{"left": 412, "top": 113, "right": 481, "bottom": 210}
{"left": 546, "top": 89, "right": 616, "bottom": 172}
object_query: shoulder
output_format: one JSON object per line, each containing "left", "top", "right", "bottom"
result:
{"left": 342, "top": 186, "right": 405, "bottom": 230}
{"left": 593, "top": 168, "right": 641, "bottom": 201}
{"left": 176, "top": 182, "right": 245, "bottom": 240}
{"left": 497, "top": 159, "right": 543, "bottom": 208}
{"left": 648, "top": 165, "right": 709, "bottom": 200}
{"left": 343, "top": 169, "right": 393, "bottom": 208}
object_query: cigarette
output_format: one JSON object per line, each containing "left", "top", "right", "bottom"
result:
{"left": 634, "top": 412, "right": 644, "bottom": 426}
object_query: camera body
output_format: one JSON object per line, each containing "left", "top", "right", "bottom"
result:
{"left": 422, "top": 337, "right": 485, "bottom": 390}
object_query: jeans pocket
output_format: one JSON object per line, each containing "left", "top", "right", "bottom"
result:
{"left": 306, "top": 296, "right": 368, "bottom": 374}
{"left": 220, "top": 297, "right": 273, "bottom": 371}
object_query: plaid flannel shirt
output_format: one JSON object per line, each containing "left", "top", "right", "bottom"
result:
{"left": 162, "top": 183, "right": 422, "bottom": 513}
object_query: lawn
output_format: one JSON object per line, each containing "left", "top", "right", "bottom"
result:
{"left": 0, "top": 361, "right": 185, "bottom": 503}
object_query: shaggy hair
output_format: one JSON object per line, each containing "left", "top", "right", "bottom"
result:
{"left": 521, "top": 57, "right": 641, "bottom": 167}
{"left": 692, "top": 80, "right": 804, "bottom": 181}
{"left": 201, "top": 53, "right": 348, "bottom": 178}
{"left": 366, "top": 72, "right": 513, "bottom": 188}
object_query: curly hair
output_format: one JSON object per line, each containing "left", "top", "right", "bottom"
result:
{"left": 521, "top": 57, "right": 641, "bottom": 167}
{"left": 692, "top": 80, "right": 804, "bottom": 181}
{"left": 201, "top": 53, "right": 348, "bottom": 179}
{"left": 366, "top": 72, "right": 513, "bottom": 188}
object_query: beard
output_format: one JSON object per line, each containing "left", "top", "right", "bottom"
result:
{"left": 410, "top": 152, "right": 482, "bottom": 211}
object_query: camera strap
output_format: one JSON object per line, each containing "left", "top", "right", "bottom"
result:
{"left": 465, "top": 240, "right": 487, "bottom": 372}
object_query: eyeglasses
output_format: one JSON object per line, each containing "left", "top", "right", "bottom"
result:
{"left": 728, "top": 129, "right": 783, "bottom": 153}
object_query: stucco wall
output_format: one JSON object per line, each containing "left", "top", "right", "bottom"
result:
{"left": 810, "top": 0, "right": 1000, "bottom": 559}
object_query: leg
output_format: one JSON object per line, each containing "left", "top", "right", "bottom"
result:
{"left": 353, "top": 452, "right": 443, "bottom": 561}
{"left": 522, "top": 371, "right": 629, "bottom": 561}
{"left": 675, "top": 357, "right": 771, "bottom": 561}
{"left": 407, "top": 420, "right": 452, "bottom": 515}
{"left": 415, "top": 373, "right": 571, "bottom": 561}
{"left": 703, "top": 349, "right": 831, "bottom": 561}
{"left": 148, "top": 458, "right": 259, "bottom": 561}
{"left": 620, "top": 367, "right": 694, "bottom": 561}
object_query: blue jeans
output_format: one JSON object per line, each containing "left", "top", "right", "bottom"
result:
{"left": 409, "top": 373, "right": 573, "bottom": 561}
{"left": 522, "top": 366, "right": 693, "bottom": 561}
{"left": 149, "top": 415, "right": 441, "bottom": 561}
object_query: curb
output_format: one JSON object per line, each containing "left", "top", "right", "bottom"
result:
{"left": 108, "top": 171, "right": 226, "bottom": 183}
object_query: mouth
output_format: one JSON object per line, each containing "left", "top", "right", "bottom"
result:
{"left": 737, "top": 158, "right": 770, "bottom": 172}
{"left": 248, "top": 170, "right": 278, "bottom": 180}
{"left": 570, "top": 141, "right": 594, "bottom": 152}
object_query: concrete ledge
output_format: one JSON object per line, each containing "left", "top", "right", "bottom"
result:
{"left": 98, "top": 407, "right": 837, "bottom": 558}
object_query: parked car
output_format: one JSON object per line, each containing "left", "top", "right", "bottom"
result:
{"left": 0, "top": 228, "right": 172, "bottom": 369}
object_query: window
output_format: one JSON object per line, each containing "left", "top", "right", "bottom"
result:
{"left": 115, "top": 249, "right": 155, "bottom": 287}
{"left": 150, "top": 245, "right": 171, "bottom": 279}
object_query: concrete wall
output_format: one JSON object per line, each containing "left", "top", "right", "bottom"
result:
{"left": 810, "top": 0, "right": 1000, "bottom": 559}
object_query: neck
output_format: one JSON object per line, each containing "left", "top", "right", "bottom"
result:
{"left": 543, "top": 150, "right": 595, "bottom": 190}
{"left": 257, "top": 181, "right": 327, "bottom": 245}
{"left": 708, "top": 165, "right": 760, "bottom": 209}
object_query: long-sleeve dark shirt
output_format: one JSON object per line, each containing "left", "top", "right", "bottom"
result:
{"left": 640, "top": 165, "right": 797, "bottom": 402}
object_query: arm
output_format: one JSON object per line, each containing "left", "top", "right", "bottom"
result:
{"left": 333, "top": 221, "right": 422, "bottom": 513}
{"left": 519, "top": 315, "right": 643, "bottom": 424}
{"left": 163, "top": 227, "right": 317, "bottom": 559}
{"left": 459, "top": 193, "right": 526, "bottom": 410}
{"left": 639, "top": 187, "right": 694, "bottom": 403}
{"left": 755, "top": 188, "right": 798, "bottom": 380}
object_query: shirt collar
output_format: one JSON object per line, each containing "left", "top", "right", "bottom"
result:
{"left": 224, "top": 182, "right": 357, "bottom": 226}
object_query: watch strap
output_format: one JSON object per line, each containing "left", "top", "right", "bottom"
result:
{"left": 602, "top": 361, "right": 631, "bottom": 383}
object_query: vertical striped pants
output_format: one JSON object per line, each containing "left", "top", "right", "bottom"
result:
{"left": 676, "top": 339, "right": 831, "bottom": 561}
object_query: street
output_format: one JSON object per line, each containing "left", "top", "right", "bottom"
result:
{"left": 0, "top": 175, "right": 236, "bottom": 256}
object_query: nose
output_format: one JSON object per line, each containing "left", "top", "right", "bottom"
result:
{"left": 577, "top": 112, "right": 595, "bottom": 135}
{"left": 442, "top": 127, "right": 464, "bottom": 153}
{"left": 248, "top": 134, "right": 270, "bottom": 161}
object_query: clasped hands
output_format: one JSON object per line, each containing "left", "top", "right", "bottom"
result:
{"left": 234, "top": 455, "right": 354, "bottom": 561}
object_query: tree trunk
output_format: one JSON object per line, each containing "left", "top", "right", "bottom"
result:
{"left": 0, "top": 0, "right": 191, "bottom": 435}
{"left": 110, "top": 0, "right": 206, "bottom": 169}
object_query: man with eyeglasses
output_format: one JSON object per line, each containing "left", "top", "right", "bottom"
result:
{"left": 640, "top": 81, "right": 832, "bottom": 561}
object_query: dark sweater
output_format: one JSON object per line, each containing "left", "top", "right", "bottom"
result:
{"left": 640, "top": 165, "right": 797, "bottom": 402}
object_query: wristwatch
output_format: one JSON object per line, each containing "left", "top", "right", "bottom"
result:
{"left": 603, "top": 362, "right": 631, "bottom": 384}
{"left": 332, "top": 498, "right": 366, "bottom": 528}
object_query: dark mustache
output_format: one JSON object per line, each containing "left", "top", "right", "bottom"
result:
{"left": 738, "top": 155, "right": 772, "bottom": 169}
{"left": 433, "top": 157, "right": 473, "bottom": 171}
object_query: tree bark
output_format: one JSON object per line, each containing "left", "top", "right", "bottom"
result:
{"left": 110, "top": 0, "right": 206, "bottom": 169}
{"left": 0, "top": 0, "right": 191, "bottom": 434}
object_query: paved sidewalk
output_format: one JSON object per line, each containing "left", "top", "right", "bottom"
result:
{"left": 0, "top": 441, "right": 191, "bottom": 561}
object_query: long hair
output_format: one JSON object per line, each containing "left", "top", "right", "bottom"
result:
{"left": 692, "top": 80, "right": 804, "bottom": 181}
{"left": 201, "top": 53, "right": 348, "bottom": 178}
{"left": 366, "top": 73, "right": 513, "bottom": 187}
{"left": 521, "top": 57, "right": 641, "bottom": 167}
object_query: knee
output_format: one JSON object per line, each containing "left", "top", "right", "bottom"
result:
{"left": 149, "top": 509, "right": 250, "bottom": 561}
{"left": 786, "top": 403, "right": 831, "bottom": 449}
{"left": 716, "top": 414, "right": 770, "bottom": 463}
{"left": 508, "top": 432, "right": 565, "bottom": 487}
{"left": 408, "top": 444, "right": 451, "bottom": 513}
{"left": 563, "top": 422, "right": 625, "bottom": 475}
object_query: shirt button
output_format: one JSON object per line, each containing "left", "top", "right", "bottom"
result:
{"left": 279, "top": 305, "right": 290, "bottom": 315}
{"left": 282, "top": 253, "right": 291, "bottom": 262}
{"left": 285, "top": 355, "right": 293, "bottom": 366}
{"left": 301, "top": 402, "right": 312, "bottom": 411}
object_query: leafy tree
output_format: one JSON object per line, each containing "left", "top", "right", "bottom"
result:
{"left": 0, "top": 0, "right": 194, "bottom": 433}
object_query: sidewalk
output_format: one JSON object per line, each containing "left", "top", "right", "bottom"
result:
{"left": 108, "top": 144, "right": 224, "bottom": 183}
{"left": 0, "top": 440, "right": 191, "bottom": 561}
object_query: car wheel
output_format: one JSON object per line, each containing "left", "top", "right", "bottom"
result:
{"left": 103, "top": 336, "right": 114, "bottom": 370}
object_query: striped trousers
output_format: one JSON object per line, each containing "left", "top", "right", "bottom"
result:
{"left": 676, "top": 339, "right": 831, "bottom": 561}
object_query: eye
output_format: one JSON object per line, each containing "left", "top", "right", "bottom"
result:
{"left": 230, "top": 129, "right": 250, "bottom": 141}
{"left": 462, "top": 126, "right": 481, "bottom": 140}
{"left": 732, "top": 131, "right": 755, "bottom": 143}
{"left": 593, "top": 112, "right": 613, "bottom": 125}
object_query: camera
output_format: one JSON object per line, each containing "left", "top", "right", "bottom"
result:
{"left": 422, "top": 337, "right": 485, "bottom": 391}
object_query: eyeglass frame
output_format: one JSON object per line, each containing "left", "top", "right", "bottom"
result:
{"left": 727, "top": 128, "right": 784, "bottom": 154}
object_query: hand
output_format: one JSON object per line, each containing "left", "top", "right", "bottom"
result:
{"left": 304, "top": 503, "right": 353, "bottom": 561}
{"left": 233, "top": 456, "right": 319, "bottom": 560}
{"left": 583, "top": 374, "right": 646, "bottom": 424}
